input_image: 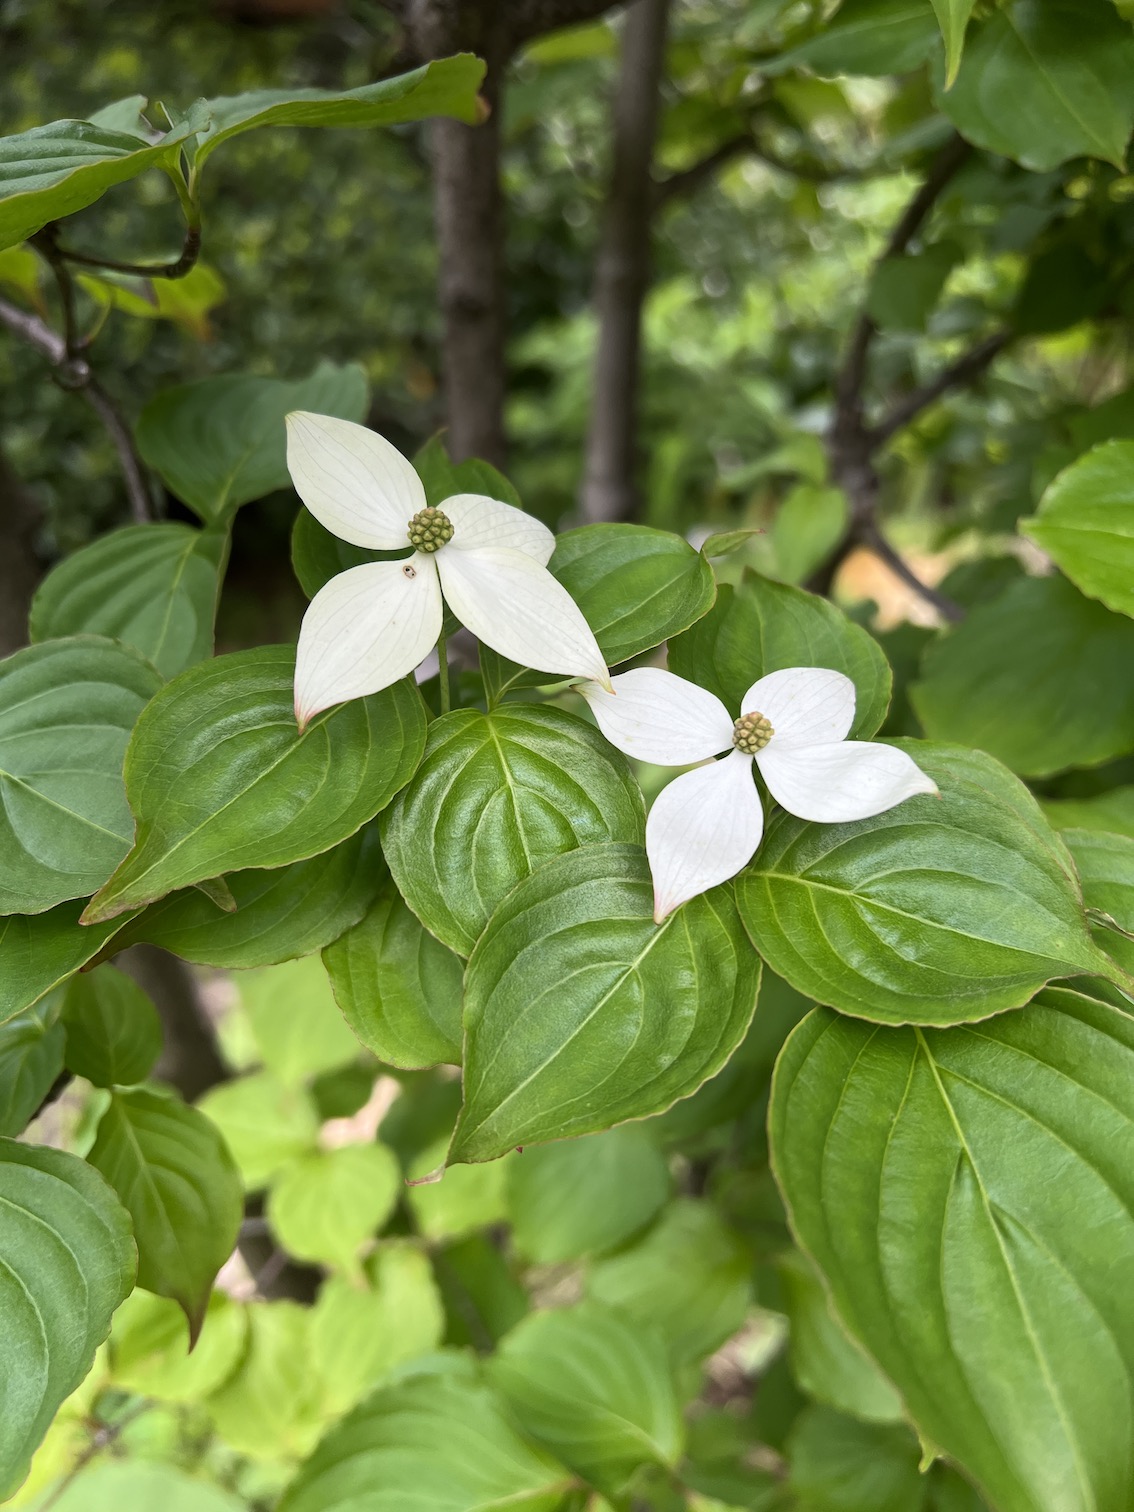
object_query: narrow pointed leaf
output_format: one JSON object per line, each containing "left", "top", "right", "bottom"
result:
{"left": 931, "top": 0, "right": 976, "bottom": 86}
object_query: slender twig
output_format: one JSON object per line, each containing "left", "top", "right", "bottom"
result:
{"left": 38, "top": 1401, "right": 151, "bottom": 1512}
{"left": 858, "top": 518, "right": 964, "bottom": 622}
{"left": 654, "top": 120, "right": 866, "bottom": 205}
{"left": 84, "top": 378, "right": 155, "bottom": 523}
{"left": 869, "top": 330, "right": 1012, "bottom": 446}
{"left": 0, "top": 294, "right": 67, "bottom": 364}
{"left": 51, "top": 225, "right": 202, "bottom": 282}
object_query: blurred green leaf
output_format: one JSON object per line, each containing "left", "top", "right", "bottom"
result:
{"left": 239, "top": 954, "right": 360, "bottom": 1089}
{"left": 197, "top": 1071, "right": 320, "bottom": 1190}
{"left": 1023, "top": 441, "right": 1134, "bottom": 619}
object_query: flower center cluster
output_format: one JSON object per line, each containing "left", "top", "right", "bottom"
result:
{"left": 407, "top": 506, "right": 454, "bottom": 553}
{"left": 732, "top": 711, "right": 774, "bottom": 755}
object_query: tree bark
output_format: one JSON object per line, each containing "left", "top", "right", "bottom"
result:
{"left": 580, "top": 0, "right": 672, "bottom": 524}
{"left": 0, "top": 443, "right": 44, "bottom": 656}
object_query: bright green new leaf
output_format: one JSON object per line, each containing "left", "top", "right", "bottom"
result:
{"left": 324, "top": 882, "right": 465, "bottom": 1068}
{"left": 588, "top": 1200, "right": 753, "bottom": 1371}
{"left": 490, "top": 1301, "right": 684, "bottom": 1497}
{"left": 770, "top": 483, "right": 848, "bottom": 584}
{"left": 0, "top": 116, "right": 195, "bottom": 253}
{"left": 911, "top": 575, "right": 1134, "bottom": 777}
{"left": 931, "top": 0, "right": 976, "bottom": 86}
{"left": 29, "top": 523, "right": 229, "bottom": 678}
{"left": 83, "top": 646, "right": 426, "bottom": 923}
{"left": 277, "top": 1371, "right": 573, "bottom": 1512}
{"left": 771, "top": 987, "right": 1134, "bottom": 1512}
{"left": 267, "top": 1143, "right": 401, "bottom": 1271}
{"left": 197, "top": 1071, "right": 320, "bottom": 1190}
{"left": 239, "top": 954, "right": 360, "bottom": 1088}
{"left": 103, "top": 825, "right": 383, "bottom": 968}
{"left": 0, "top": 995, "right": 65, "bottom": 1137}
{"left": 768, "top": 0, "right": 941, "bottom": 77}
{"left": 109, "top": 1289, "right": 249, "bottom": 1403}
{"left": 0, "top": 638, "right": 160, "bottom": 916}
{"left": 738, "top": 742, "right": 1117, "bottom": 1025}
{"left": 136, "top": 362, "right": 368, "bottom": 523}
{"left": 0, "top": 243, "right": 44, "bottom": 303}
{"left": 27, "top": 1461, "right": 246, "bottom": 1512}
{"left": 381, "top": 704, "right": 645, "bottom": 957}
{"left": 77, "top": 260, "right": 227, "bottom": 339}
{"left": 0, "top": 1139, "right": 135, "bottom": 1499}
{"left": 1022, "top": 441, "right": 1134, "bottom": 619}
{"left": 668, "top": 573, "right": 891, "bottom": 739}
{"left": 206, "top": 1301, "right": 325, "bottom": 1460}
{"left": 0, "top": 903, "right": 128, "bottom": 1026}
{"left": 1064, "top": 826, "right": 1134, "bottom": 976}
{"left": 506, "top": 1126, "right": 670, "bottom": 1265}
{"left": 938, "top": 0, "right": 1134, "bottom": 171}
{"left": 88, "top": 1088, "right": 242, "bottom": 1339}
{"left": 451, "top": 844, "right": 760, "bottom": 1164}
{"left": 407, "top": 1137, "right": 513, "bottom": 1240}
{"left": 61, "top": 963, "right": 162, "bottom": 1088}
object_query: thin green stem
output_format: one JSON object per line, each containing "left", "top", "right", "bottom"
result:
{"left": 436, "top": 628, "right": 451, "bottom": 715}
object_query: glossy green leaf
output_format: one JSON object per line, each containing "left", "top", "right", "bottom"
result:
{"left": 0, "top": 638, "right": 161, "bottom": 916}
{"left": 769, "top": 0, "right": 940, "bottom": 77}
{"left": 381, "top": 704, "right": 645, "bottom": 957}
{"left": 240, "top": 954, "right": 361, "bottom": 1088}
{"left": 324, "top": 882, "right": 464, "bottom": 1068}
{"left": 103, "top": 825, "right": 383, "bottom": 968}
{"left": 938, "top": 0, "right": 1134, "bottom": 170}
{"left": 27, "top": 1461, "right": 246, "bottom": 1512}
{"left": 0, "top": 1139, "right": 135, "bottom": 1498}
{"left": 205, "top": 1301, "right": 324, "bottom": 1460}
{"left": 267, "top": 1142, "right": 401, "bottom": 1271}
{"left": 0, "top": 116, "right": 194, "bottom": 253}
{"left": 490, "top": 1301, "right": 684, "bottom": 1496}
{"left": 310, "top": 1242, "right": 445, "bottom": 1416}
{"left": 136, "top": 362, "right": 368, "bottom": 523}
{"left": 506, "top": 1126, "right": 670, "bottom": 1265}
{"left": 587, "top": 1200, "right": 753, "bottom": 1370}
{"left": 407, "top": 1138, "right": 513, "bottom": 1241}
{"left": 911, "top": 576, "right": 1134, "bottom": 778}
{"left": 931, "top": 0, "right": 976, "bottom": 86}
{"left": 787, "top": 1407, "right": 925, "bottom": 1512}
{"left": 84, "top": 646, "right": 426, "bottom": 923}
{"left": 61, "top": 963, "right": 162, "bottom": 1088}
{"left": 778, "top": 1249, "right": 903, "bottom": 1424}
{"left": 1065, "top": 826, "right": 1134, "bottom": 976}
{"left": 738, "top": 743, "right": 1116, "bottom": 1025}
{"left": 109, "top": 1289, "right": 249, "bottom": 1403}
{"left": 194, "top": 55, "right": 486, "bottom": 166}
{"left": 668, "top": 573, "right": 891, "bottom": 739}
{"left": 771, "top": 987, "right": 1134, "bottom": 1512}
{"left": 277, "top": 1371, "right": 573, "bottom": 1512}
{"left": 197, "top": 1071, "right": 320, "bottom": 1190}
{"left": 29, "top": 523, "right": 229, "bottom": 678}
{"left": 0, "top": 995, "right": 65, "bottom": 1136}
{"left": 0, "top": 903, "right": 128, "bottom": 1026}
{"left": 1022, "top": 441, "right": 1134, "bottom": 619}
{"left": 451, "top": 844, "right": 760, "bottom": 1163}
{"left": 88, "top": 1088, "right": 242, "bottom": 1338}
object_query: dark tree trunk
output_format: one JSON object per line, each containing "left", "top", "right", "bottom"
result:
{"left": 580, "top": 0, "right": 671, "bottom": 524}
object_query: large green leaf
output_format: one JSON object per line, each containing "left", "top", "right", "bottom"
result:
{"left": 0, "top": 1139, "right": 135, "bottom": 1498}
{"left": 911, "top": 575, "right": 1134, "bottom": 778}
{"left": 0, "top": 638, "right": 161, "bottom": 916}
{"left": 324, "top": 882, "right": 464, "bottom": 1068}
{"left": 771, "top": 987, "right": 1134, "bottom": 1512}
{"left": 450, "top": 844, "right": 760, "bottom": 1164}
{"left": 61, "top": 963, "right": 162, "bottom": 1088}
{"left": 506, "top": 1126, "right": 670, "bottom": 1265}
{"left": 29, "top": 524, "right": 229, "bottom": 679}
{"left": 1064, "top": 826, "right": 1134, "bottom": 977}
{"left": 381, "top": 704, "right": 645, "bottom": 957}
{"left": 668, "top": 573, "right": 891, "bottom": 739}
{"left": 88, "top": 1089, "right": 242, "bottom": 1339}
{"left": 490, "top": 1301, "right": 684, "bottom": 1497}
{"left": 0, "top": 996, "right": 65, "bottom": 1136}
{"left": 277, "top": 1371, "right": 573, "bottom": 1512}
{"left": 938, "top": 0, "right": 1134, "bottom": 170}
{"left": 768, "top": 0, "right": 941, "bottom": 77}
{"left": 0, "top": 902, "right": 129, "bottom": 1026}
{"left": 0, "top": 116, "right": 195, "bottom": 253}
{"left": 1022, "top": 441, "right": 1134, "bottom": 620}
{"left": 737, "top": 743, "right": 1117, "bottom": 1025}
{"left": 102, "top": 825, "right": 383, "bottom": 968}
{"left": 83, "top": 647, "right": 426, "bottom": 923}
{"left": 194, "top": 55, "right": 486, "bottom": 166}
{"left": 266, "top": 1143, "right": 401, "bottom": 1272}
{"left": 136, "top": 362, "right": 368, "bottom": 523}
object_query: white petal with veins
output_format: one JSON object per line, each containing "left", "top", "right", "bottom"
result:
{"left": 286, "top": 412, "right": 424, "bottom": 549}
{"left": 294, "top": 557, "right": 441, "bottom": 727}
{"left": 757, "top": 739, "right": 938, "bottom": 822}
{"left": 647, "top": 750, "right": 764, "bottom": 923}
{"left": 741, "top": 666, "right": 856, "bottom": 749}
{"left": 443, "top": 493, "right": 555, "bottom": 564}
{"left": 580, "top": 667, "right": 734, "bottom": 766}
{"left": 436, "top": 544, "right": 609, "bottom": 685}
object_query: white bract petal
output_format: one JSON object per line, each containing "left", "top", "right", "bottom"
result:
{"left": 436, "top": 544, "right": 609, "bottom": 686}
{"left": 286, "top": 412, "right": 424, "bottom": 550}
{"left": 580, "top": 667, "right": 733, "bottom": 766}
{"left": 741, "top": 666, "right": 856, "bottom": 750}
{"left": 294, "top": 557, "right": 442, "bottom": 728}
{"left": 757, "top": 739, "right": 939, "bottom": 823}
{"left": 647, "top": 750, "right": 764, "bottom": 923}
{"left": 443, "top": 493, "right": 555, "bottom": 565}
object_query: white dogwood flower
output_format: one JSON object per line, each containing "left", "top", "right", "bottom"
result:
{"left": 581, "top": 665, "right": 938, "bottom": 922}
{"left": 287, "top": 412, "right": 609, "bottom": 727}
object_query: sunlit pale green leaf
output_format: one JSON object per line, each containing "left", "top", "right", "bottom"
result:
{"left": 267, "top": 1142, "right": 401, "bottom": 1271}
{"left": 109, "top": 1289, "right": 248, "bottom": 1404}
{"left": 1022, "top": 441, "right": 1134, "bottom": 619}
{"left": 238, "top": 953, "right": 360, "bottom": 1088}
{"left": 205, "top": 1302, "right": 325, "bottom": 1460}
{"left": 197, "top": 1071, "right": 319, "bottom": 1190}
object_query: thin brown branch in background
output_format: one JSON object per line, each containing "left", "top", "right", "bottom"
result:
{"left": 37, "top": 1401, "right": 152, "bottom": 1512}
{"left": 869, "top": 329, "right": 1012, "bottom": 447}
{"left": 51, "top": 225, "right": 202, "bottom": 282}
{"left": 858, "top": 518, "right": 964, "bottom": 623}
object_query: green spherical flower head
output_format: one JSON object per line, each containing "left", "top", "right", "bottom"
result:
{"left": 732, "top": 711, "right": 774, "bottom": 755}
{"left": 407, "top": 506, "right": 454, "bottom": 553}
